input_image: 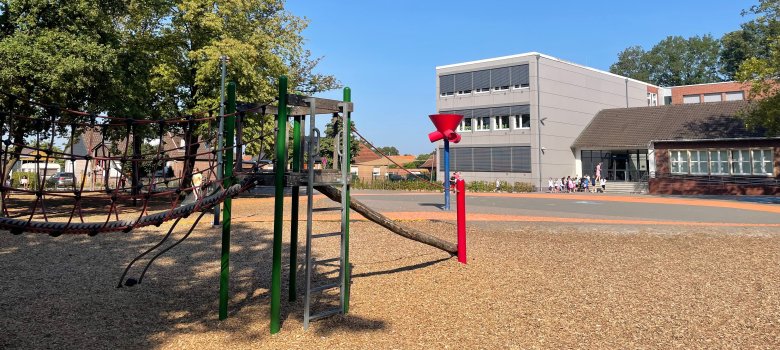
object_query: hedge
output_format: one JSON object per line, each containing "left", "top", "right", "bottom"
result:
{"left": 351, "top": 179, "right": 535, "bottom": 193}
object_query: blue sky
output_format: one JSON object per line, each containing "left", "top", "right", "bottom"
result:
{"left": 286, "top": 0, "right": 755, "bottom": 155}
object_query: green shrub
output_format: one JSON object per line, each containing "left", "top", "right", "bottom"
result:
{"left": 11, "top": 171, "right": 39, "bottom": 189}
{"left": 350, "top": 178, "right": 535, "bottom": 193}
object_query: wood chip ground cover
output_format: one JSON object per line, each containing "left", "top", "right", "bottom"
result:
{"left": 1, "top": 196, "right": 779, "bottom": 349}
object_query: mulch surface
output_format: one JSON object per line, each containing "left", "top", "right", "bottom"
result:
{"left": 1, "top": 194, "right": 779, "bottom": 349}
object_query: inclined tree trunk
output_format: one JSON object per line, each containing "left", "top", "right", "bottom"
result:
{"left": 314, "top": 185, "right": 458, "bottom": 255}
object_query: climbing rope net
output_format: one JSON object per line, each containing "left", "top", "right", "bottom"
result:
{"left": 0, "top": 93, "right": 269, "bottom": 236}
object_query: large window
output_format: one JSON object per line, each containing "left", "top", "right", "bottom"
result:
{"left": 514, "top": 114, "right": 530, "bottom": 129}
{"left": 670, "top": 150, "right": 689, "bottom": 174}
{"left": 670, "top": 148, "right": 774, "bottom": 176}
{"left": 683, "top": 95, "right": 700, "bottom": 104}
{"left": 475, "top": 117, "right": 491, "bottom": 131}
{"left": 703, "top": 93, "right": 722, "bottom": 103}
{"left": 439, "top": 75, "right": 454, "bottom": 97}
{"left": 709, "top": 150, "right": 729, "bottom": 175}
{"left": 647, "top": 93, "right": 658, "bottom": 106}
{"left": 457, "top": 118, "right": 472, "bottom": 132}
{"left": 731, "top": 149, "right": 751, "bottom": 175}
{"left": 689, "top": 150, "right": 709, "bottom": 174}
{"left": 495, "top": 115, "right": 509, "bottom": 130}
{"left": 725, "top": 91, "right": 744, "bottom": 101}
{"left": 752, "top": 149, "right": 773, "bottom": 175}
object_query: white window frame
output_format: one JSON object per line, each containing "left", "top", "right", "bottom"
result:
{"left": 475, "top": 117, "right": 491, "bottom": 131}
{"left": 709, "top": 150, "right": 729, "bottom": 175}
{"left": 725, "top": 91, "right": 744, "bottom": 101}
{"left": 670, "top": 150, "right": 689, "bottom": 174}
{"left": 647, "top": 92, "right": 658, "bottom": 106}
{"left": 440, "top": 92, "right": 454, "bottom": 97}
{"left": 683, "top": 94, "right": 701, "bottom": 104}
{"left": 513, "top": 114, "right": 531, "bottom": 129}
{"left": 494, "top": 115, "right": 509, "bottom": 130}
{"left": 492, "top": 86, "right": 509, "bottom": 92}
{"left": 689, "top": 150, "right": 709, "bottom": 174}
{"left": 730, "top": 149, "right": 751, "bottom": 175}
{"left": 751, "top": 149, "right": 773, "bottom": 176}
{"left": 511, "top": 84, "right": 530, "bottom": 90}
{"left": 457, "top": 118, "right": 473, "bottom": 132}
{"left": 456, "top": 90, "right": 472, "bottom": 96}
{"left": 474, "top": 87, "right": 490, "bottom": 94}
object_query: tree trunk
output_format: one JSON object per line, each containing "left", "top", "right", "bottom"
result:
{"left": 313, "top": 185, "right": 458, "bottom": 255}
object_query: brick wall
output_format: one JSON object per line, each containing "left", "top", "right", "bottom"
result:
{"left": 671, "top": 82, "right": 749, "bottom": 105}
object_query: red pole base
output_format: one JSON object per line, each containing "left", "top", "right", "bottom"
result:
{"left": 456, "top": 179, "right": 466, "bottom": 264}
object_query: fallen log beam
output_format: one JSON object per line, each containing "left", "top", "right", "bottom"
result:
{"left": 314, "top": 185, "right": 458, "bottom": 255}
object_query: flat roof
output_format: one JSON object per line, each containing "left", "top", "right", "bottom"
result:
{"left": 436, "top": 52, "right": 659, "bottom": 88}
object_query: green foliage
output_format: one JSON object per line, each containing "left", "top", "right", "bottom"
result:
{"left": 318, "top": 116, "right": 359, "bottom": 164}
{"left": 0, "top": 0, "right": 339, "bottom": 159}
{"left": 736, "top": 0, "right": 780, "bottom": 136}
{"left": 610, "top": 35, "right": 723, "bottom": 86}
{"left": 351, "top": 179, "right": 534, "bottom": 193}
{"left": 375, "top": 146, "right": 399, "bottom": 156}
{"left": 11, "top": 172, "right": 38, "bottom": 189}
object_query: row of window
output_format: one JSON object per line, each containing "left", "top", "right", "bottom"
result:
{"left": 669, "top": 149, "right": 774, "bottom": 176}
{"left": 439, "top": 64, "right": 530, "bottom": 97}
{"left": 458, "top": 115, "right": 531, "bottom": 132}
{"left": 682, "top": 91, "right": 744, "bottom": 104}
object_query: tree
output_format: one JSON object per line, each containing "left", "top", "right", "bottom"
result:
{"left": 609, "top": 46, "right": 651, "bottom": 83}
{"left": 376, "top": 146, "right": 399, "bottom": 156}
{"left": 318, "top": 116, "right": 359, "bottom": 166}
{"left": 0, "top": 1, "right": 339, "bottom": 184}
{"left": 720, "top": 21, "right": 780, "bottom": 79}
{"left": 609, "top": 35, "right": 724, "bottom": 86}
{"left": 736, "top": 0, "right": 780, "bottom": 136}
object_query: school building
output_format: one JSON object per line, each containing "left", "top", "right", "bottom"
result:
{"left": 434, "top": 52, "right": 776, "bottom": 194}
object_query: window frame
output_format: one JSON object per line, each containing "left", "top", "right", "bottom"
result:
{"left": 689, "top": 150, "right": 709, "bottom": 174}
{"left": 475, "top": 116, "right": 491, "bottom": 131}
{"left": 730, "top": 149, "right": 752, "bottom": 175}
{"left": 457, "top": 118, "right": 473, "bottom": 132}
{"left": 494, "top": 115, "right": 509, "bottom": 130}
{"left": 513, "top": 114, "right": 531, "bottom": 129}
{"left": 751, "top": 148, "right": 773, "bottom": 176}
{"left": 670, "top": 150, "right": 689, "bottom": 174}
{"left": 709, "top": 149, "right": 729, "bottom": 175}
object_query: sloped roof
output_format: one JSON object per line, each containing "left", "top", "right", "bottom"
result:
{"left": 357, "top": 155, "right": 416, "bottom": 166}
{"left": 420, "top": 155, "right": 436, "bottom": 169}
{"left": 572, "top": 100, "right": 760, "bottom": 149}
{"left": 354, "top": 143, "right": 381, "bottom": 164}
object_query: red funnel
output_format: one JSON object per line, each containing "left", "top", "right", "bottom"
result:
{"left": 429, "top": 114, "right": 463, "bottom": 133}
{"left": 428, "top": 114, "right": 464, "bottom": 143}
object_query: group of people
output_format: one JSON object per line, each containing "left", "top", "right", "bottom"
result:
{"left": 547, "top": 162, "right": 606, "bottom": 193}
{"left": 548, "top": 174, "right": 605, "bottom": 193}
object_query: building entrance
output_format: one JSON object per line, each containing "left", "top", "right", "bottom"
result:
{"left": 581, "top": 150, "right": 649, "bottom": 182}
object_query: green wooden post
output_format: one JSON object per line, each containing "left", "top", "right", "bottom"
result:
{"left": 271, "top": 76, "right": 288, "bottom": 334}
{"left": 219, "top": 82, "right": 236, "bottom": 320}
{"left": 343, "top": 87, "right": 352, "bottom": 313}
{"left": 290, "top": 115, "right": 302, "bottom": 302}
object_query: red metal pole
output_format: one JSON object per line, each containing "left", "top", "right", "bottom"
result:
{"left": 456, "top": 179, "right": 466, "bottom": 264}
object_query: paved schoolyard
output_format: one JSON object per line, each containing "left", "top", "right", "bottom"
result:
{"left": 347, "top": 191, "right": 780, "bottom": 226}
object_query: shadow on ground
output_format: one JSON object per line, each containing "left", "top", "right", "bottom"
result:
{"left": 0, "top": 218, "right": 388, "bottom": 348}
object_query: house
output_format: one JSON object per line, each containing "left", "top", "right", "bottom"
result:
{"left": 353, "top": 155, "right": 416, "bottom": 182}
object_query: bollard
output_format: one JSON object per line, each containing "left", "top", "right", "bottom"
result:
{"left": 456, "top": 178, "right": 466, "bottom": 264}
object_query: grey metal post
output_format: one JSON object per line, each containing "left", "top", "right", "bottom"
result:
{"left": 536, "top": 54, "right": 543, "bottom": 191}
{"left": 214, "top": 55, "right": 227, "bottom": 226}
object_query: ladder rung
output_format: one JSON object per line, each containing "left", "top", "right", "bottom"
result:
{"left": 312, "top": 207, "right": 341, "bottom": 212}
{"left": 311, "top": 282, "right": 340, "bottom": 293}
{"left": 312, "top": 232, "right": 341, "bottom": 239}
{"left": 309, "top": 308, "right": 342, "bottom": 321}
{"left": 314, "top": 257, "right": 340, "bottom": 265}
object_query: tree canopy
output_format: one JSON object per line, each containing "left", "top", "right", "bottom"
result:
{"left": 0, "top": 0, "right": 339, "bottom": 153}
{"left": 609, "top": 35, "right": 722, "bottom": 86}
{"left": 736, "top": 0, "right": 780, "bottom": 136}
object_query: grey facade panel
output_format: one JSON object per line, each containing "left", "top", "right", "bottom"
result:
{"left": 511, "top": 146, "right": 532, "bottom": 173}
{"left": 443, "top": 146, "right": 531, "bottom": 173}
{"left": 454, "top": 72, "right": 472, "bottom": 91}
{"left": 473, "top": 108, "right": 490, "bottom": 118}
{"left": 511, "top": 65, "right": 530, "bottom": 86}
{"left": 439, "top": 75, "right": 454, "bottom": 94}
{"left": 511, "top": 105, "right": 530, "bottom": 115}
{"left": 473, "top": 70, "right": 490, "bottom": 90}
{"left": 491, "top": 67, "right": 510, "bottom": 87}
{"left": 491, "top": 106, "right": 510, "bottom": 116}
